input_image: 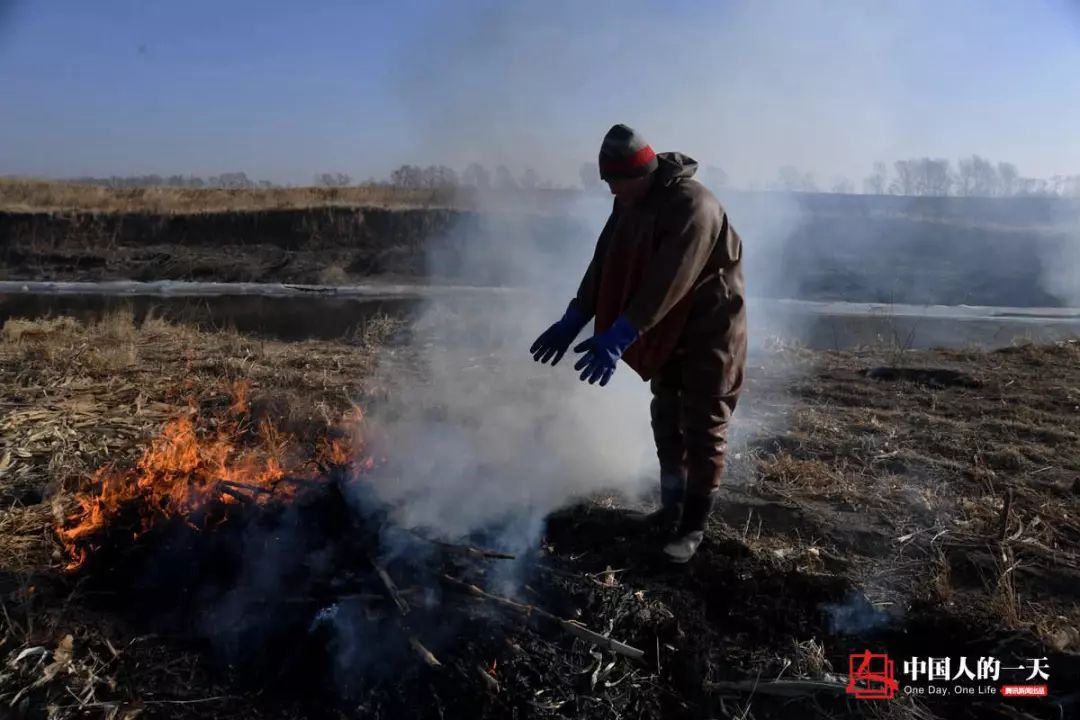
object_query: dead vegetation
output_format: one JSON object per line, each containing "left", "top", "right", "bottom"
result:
{"left": 1, "top": 314, "right": 1078, "bottom": 719}
{"left": 0, "top": 178, "right": 582, "bottom": 214}
{"left": 0, "top": 178, "right": 462, "bottom": 213}
{"left": 738, "top": 339, "right": 1080, "bottom": 645}
{"left": 0, "top": 310, "right": 398, "bottom": 507}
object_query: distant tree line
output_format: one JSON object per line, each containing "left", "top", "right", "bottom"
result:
{"left": 64, "top": 172, "right": 276, "bottom": 189}
{"left": 860, "top": 156, "right": 1080, "bottom": 198}
{"left": 385, "top": 163, "right": 556, "bottom": 190}
{"left": 708, "top": 156, "right": 1080, "bottom": 198}
{"left": 61, "top": 155, "right": 1080, "bottom": 199}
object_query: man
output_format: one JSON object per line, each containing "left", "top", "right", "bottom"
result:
{"left": 530, "top": 123, "right": 747, "bottom": 563}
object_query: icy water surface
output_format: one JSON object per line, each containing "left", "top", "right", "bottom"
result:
{"left": 1, "top": 281, "right": 1078, "bottom": 349}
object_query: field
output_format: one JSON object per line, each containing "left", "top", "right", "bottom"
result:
{"left": 1, "top": 312, "right": 1077, "bottom": 719}
{"left": 1, "top": 181, "right": 1078, "bottom": 718}
{"left": 0, "top": 178, "right": 468, "bottom": 213}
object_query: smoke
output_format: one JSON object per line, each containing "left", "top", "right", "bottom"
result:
{"left": 352, "top": 174, "right": 824, "bottom": 561}
{"left": 714, "top": 189, "right": 807, "bottom": 352}
{"left": 822, "top": 590, "right": 893, "bottom": 635}
{"left": 335, "top": 0, "right": 1080, "bottom": 621}
{"left": 1040, "top": 210, "right": 1080, "bottom": 308}
{"left": 359, "top": 194, "right": 657, "bottom": 557}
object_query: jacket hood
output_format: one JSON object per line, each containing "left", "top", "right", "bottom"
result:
{"left": 655, "top": 152, "right": 699, "bottom": 183}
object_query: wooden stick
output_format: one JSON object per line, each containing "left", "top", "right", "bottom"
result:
{"left": 409, "top": 636, "right": 441, "bottom": 668}
{"left": 372, "top": 561, "right": 410, "bottom": 615}
{"left": 275, "top": 475, "right": 324, "bottom": 489}
{"left": 441, "top": 575, "right": 644, "bottom": 661}
{"left": 216, "top": 485, "right": 253, "bottom": 505}
{"left": 219, "top": 479, "right": 274, "bottom": 496}
{"left": 433, "top": 540, "right": 516, "bottom": 560}
{"left": 477, "top": 664, "right": 500, "bottom": 692}
{"left": 404, "top": 529, "right": 516, "bottom": 560}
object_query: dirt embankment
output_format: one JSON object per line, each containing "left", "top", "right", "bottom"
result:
{"left": 0, "top": 207, "right": 591, "bottom": 286}
{"left": 0, "top": 207, "right": 457, "bottom": 283}
{"left": 2, "top": 185, "right": 1079, "bottom": 306}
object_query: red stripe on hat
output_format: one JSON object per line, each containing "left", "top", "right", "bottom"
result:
{"left": 599, "top": 145, "right": 656, "bottom": 174}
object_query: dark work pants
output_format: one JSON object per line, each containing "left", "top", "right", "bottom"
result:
{"left": 649, "top": 349, "right": 739, "bottom": 497}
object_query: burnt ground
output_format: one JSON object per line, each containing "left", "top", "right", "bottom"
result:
{"left": 0, "top": 314, "right": 1077, "bottom": 719}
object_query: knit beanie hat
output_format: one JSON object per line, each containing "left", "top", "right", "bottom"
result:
{"left": 598, "top": 124, "right": 659, "bottom": 181}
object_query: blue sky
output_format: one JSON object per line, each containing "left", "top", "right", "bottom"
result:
{"left": 2, "top": 0, "right": 1079, "bottom": 186}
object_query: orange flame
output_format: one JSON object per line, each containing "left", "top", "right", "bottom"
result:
{"left": 57, "top": 382, "right": 372, "bottom": 570}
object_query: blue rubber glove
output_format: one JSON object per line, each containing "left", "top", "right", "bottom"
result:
{"left": 572, "top": 317, "right": 639, "bottom": 386}
{"left": 530, "top": 305, "right": 589, "bottom": 366}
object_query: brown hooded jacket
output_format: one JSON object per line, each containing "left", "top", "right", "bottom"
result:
{"left": 570, "top": 152, "right": 747, "bottom": 395}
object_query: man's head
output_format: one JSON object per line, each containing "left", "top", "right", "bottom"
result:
{"left": 598, "top": 123, "right": 658, "bottom": 206}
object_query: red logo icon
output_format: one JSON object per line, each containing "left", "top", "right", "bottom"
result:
{"left": 847, "top": 650, "right": 899, "bottom": 700}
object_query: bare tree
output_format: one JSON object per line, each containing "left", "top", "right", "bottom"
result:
{"left": 956, "top": 155, "right": 998, "bottom": 196}
{"left": 702, "top": 165, "right": 729, "bottom": 191}
{"left": 216, "top": 172, "right": 254, "bottom": 189}
{"left": 921, "top": 158, "right": 953, "bottom": 197}
{"left": 997, "top": 162, "right": 1019, "bottom": 197}
{"left": 579, "top": 162, "right": 602, "bottom": 192}
{"left": 776, "top": 165, "right": 800, "bottom": 192}
{"left": 462, "top": 163, "right": 491, "bottom": 189}
{"left": 1052, "top": 174, "right": 1080, "bottom": 197}
{"left": 390, "top": 165, "right": 423, "bottom": 187}
{"left": 862, "top": 161, "right": 888, "bottom": 194}
{"left": 418, "top": 165, "right": 457, "bottom": 187}
{"left": 494, "top": 165, "right": 518, "bottom": 190}
{"left": 830, "top": 176, "right": 854, "bottom": 194}
{"left": 890, "top": 160, "right": 919, "bottom": 196}
{"left": 775, "top": 165, "right": 816, "bottom": 192}
{"left": 1017, "top": 177, "right": 1050, "bottom": 196}
{"left": 315, "top": 173, "right": 352, "bottom": 187}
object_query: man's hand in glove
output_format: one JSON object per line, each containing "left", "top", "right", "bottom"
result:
{"left": 572, "top": 317, "right": 639, "bottom": 386}
{"left": 530, "top": 305, "right": 589, "bottom": 366}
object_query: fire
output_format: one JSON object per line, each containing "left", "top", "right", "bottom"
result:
{"left": 58, "top": 381, "right": 372, "bottom": 569}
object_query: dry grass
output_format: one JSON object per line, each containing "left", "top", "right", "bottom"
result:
{"left": 0, "top": 178, "right": 582, "bottom": 214}
{"left": 0, "top": 505, "right": 55, "bottom": 572}
{"left": 0, "top": 312, "right": 413, "bottom": 718}
{"left": 317, "top": 264, "right": 350, "bottom": 285}
{"left": 1, "top": 319, "right": 1078, "bottom": 717}
{"left": 0, "top": 178, "right": 461, "bottom": 213}
{"left": 0, "top": 311, "right": 399, "bottom": 511}
{"left": 741, "top": 338, "right": 1080, "bottom": 646}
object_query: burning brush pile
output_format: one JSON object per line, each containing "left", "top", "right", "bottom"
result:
{"left": 51, "top": 382, "right": 649, "bottom": 716}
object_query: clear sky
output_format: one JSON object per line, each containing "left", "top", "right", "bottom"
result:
{"left": 2, "top": 0, "right": 1079, "bottom": 187}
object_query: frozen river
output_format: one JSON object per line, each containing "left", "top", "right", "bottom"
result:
{"left": 2, "top": 281, "right": 1078, "bottom": 350}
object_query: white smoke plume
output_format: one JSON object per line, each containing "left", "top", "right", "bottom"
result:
{"left": 343, "top": 0, "right": 1080, "bottom": 561}
{"left": 352, "top": 172, "right": 818, "bottom": 558}
{"left": 1041, "top": 215, "right": 1080, "bottom": 308}
{"left": 359, "top": 194, "right": 657, "bottom": 554}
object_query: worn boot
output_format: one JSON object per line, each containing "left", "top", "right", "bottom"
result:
{"left": 663, "top": 489, "right": 719, "bottom": 563}
{"left": 625, "top": 472, "right": 685, "bottom": 531}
